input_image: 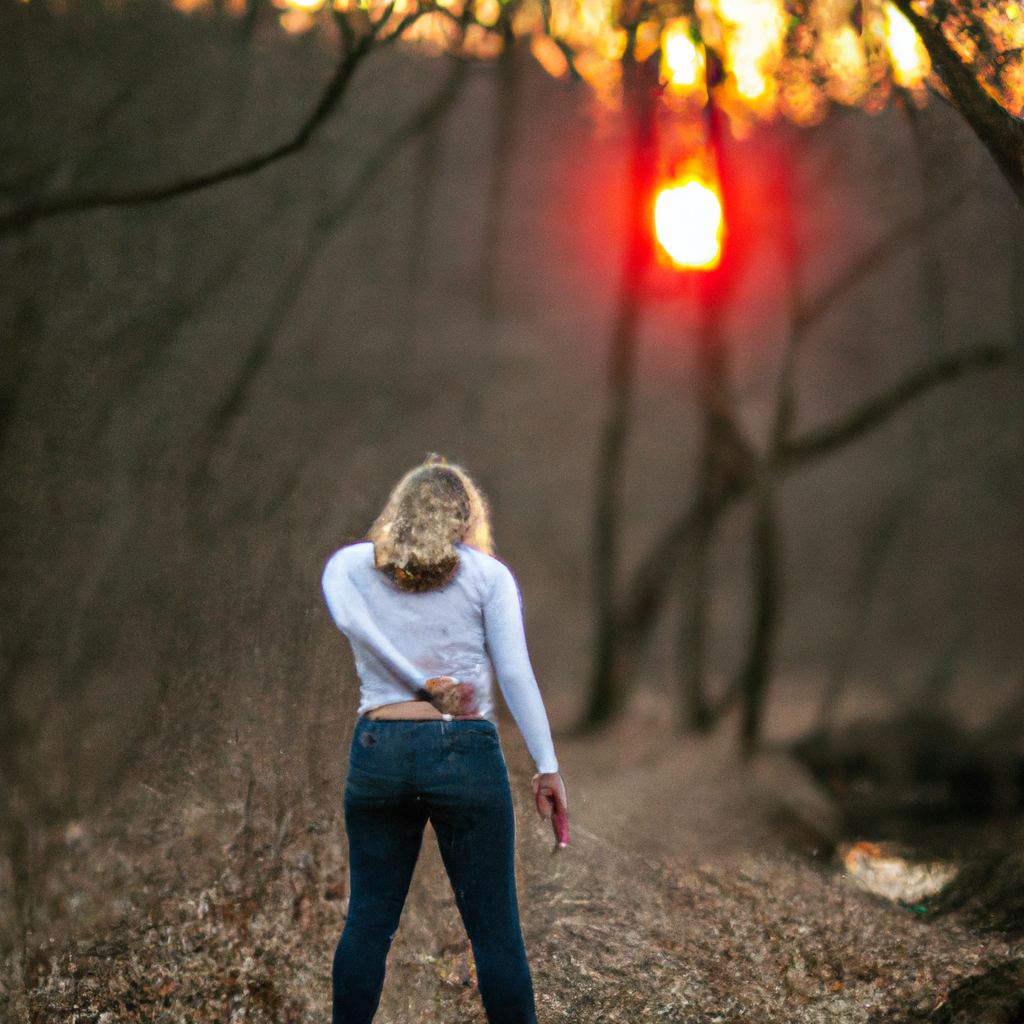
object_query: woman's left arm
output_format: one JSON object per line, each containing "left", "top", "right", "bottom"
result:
{"left": 483, "top": 564, "right": 560, "bottom": 777}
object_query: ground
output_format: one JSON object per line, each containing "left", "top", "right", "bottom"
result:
{"left": 3, "top": 701, "right": 1022, "bottom": 1024}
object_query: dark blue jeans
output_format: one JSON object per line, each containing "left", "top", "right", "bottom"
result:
{"left": 333, "top": 718, "right": 537, "bottom": 1024}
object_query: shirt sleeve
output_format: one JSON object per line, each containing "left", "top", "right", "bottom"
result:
{"left": 483, "top": 563, "right": 559, "bottom": 774}
{"left": 322, "top": 549, "right": 428, "bottom": 693}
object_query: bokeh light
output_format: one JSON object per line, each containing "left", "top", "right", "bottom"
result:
{"left": 654, "top": 178, "right": 723, "bottom": 269}
{"left": 663, "top": 20, "right": 703, "bottom": 88}
{"left": 883, "top": 2, "right": 929, "bottom": 88}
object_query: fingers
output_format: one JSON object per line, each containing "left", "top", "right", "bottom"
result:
{"left": 549, "top": 779, "right": 567, "bottom": 816}
{"left": 553, "top": 808, "right": 569, "bottom": 850}
{"left": 532, "top": 773, "right": 566, "bottom": 821}
{"left": 544, "top": 776, "right": 567, "bottom": 813}
{"left": 531, "top": 775, "right": 550, "bottom": 819}
{"left": 534, "top": 790, "right": 554, "bottom": 820}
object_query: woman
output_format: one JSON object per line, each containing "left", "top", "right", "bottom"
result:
{"left": 321, "top": 456, "right": 568, "bottom": 1024}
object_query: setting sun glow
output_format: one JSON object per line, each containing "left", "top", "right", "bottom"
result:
{"left": 654, "top": 179, "right": 723, "bottom": 269}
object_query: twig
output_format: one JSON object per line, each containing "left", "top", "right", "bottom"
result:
{"left": 192, "top": 57, "right": 470, "bottom": 483}
{"left": 780, "top": 345, "right": 1011, "bottom": 466}
{"left": 0, "top": 6, "right": 427, "bottom": 235}
{"left": 793, "top": 193, "right": 965, "bottom": 342}
{"left": 314, "top": 56, "right": 469, "bottom": 236}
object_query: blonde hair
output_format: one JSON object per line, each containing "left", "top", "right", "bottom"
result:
{"left": 368, "top": 455, "right": 492, "bottom": 591}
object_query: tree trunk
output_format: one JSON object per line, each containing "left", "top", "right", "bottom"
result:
{"left": 892, "top": 0, "right": 1024, "bottom": 207}
{"left": 583, "top": 46, "right": 658, "bottom": 729}
{"left": 479, "top": 32, "right": 520, "bottom": 318}
{"left": 738, "top": 495, "right": 780, "bottom": 755}
{"left": 676, "top": 502, "right": 715, "bottom": 731}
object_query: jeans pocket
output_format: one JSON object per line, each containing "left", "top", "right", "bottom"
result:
{"left": 347, "top": 723, "right": 397, "bottom": 786}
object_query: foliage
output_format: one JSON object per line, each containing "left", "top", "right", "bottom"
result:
{"left": 12, "top": 0, "right": 1011, "bottom": 197}
{"left": 218, "top": 0, "right": 1024, "bottom": 160}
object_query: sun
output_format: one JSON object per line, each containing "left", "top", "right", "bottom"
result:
{"left": 654, "top": 179, "right": 723, "bottom": 269}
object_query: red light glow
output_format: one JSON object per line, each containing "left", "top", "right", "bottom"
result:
{"left": 654, "top": 179, "right": 723, "bottom": 269}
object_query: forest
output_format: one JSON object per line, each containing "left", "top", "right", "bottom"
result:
{"left": 2, "top": 0, "right": 1024, "bottom": 1019}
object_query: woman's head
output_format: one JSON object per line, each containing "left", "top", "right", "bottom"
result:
{"left": 368, "top": 455, "right": 492, "bottom": 591}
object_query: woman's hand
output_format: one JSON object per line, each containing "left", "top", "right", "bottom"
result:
{"left": 532, "top": 772, "right": 569, "bottom": 851}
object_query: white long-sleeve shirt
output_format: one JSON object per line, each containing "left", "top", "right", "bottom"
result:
{"left": 321, "top": 542, "right": 559, "bottom": 774}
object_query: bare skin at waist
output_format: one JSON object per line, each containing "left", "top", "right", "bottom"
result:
{"left": 364, "top": 700, "right": 446, "bottom": 721}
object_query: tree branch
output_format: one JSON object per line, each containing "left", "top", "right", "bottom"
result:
{"left": 479, "top": 30, "right": 520, "bottom": 317}
{"left": 314, "top": 56, "right": 469, "bottom": 236}
{"left": 794, "top": 192, "right": 963, "bottom": 341}
{"left": 582, "top": 41, "right": 659, "bottom": 729}
{"left": 0, "top": 8, "right": 424, "bottom": 235}
{"left": 612, "top": 182, "right": 978, "bottom": 666}
{"left": 615, "top": 485, "right": 744, "bottom": 646}
{"left": 615, "top": 345, "right": 1011, "bottom": 648}
{"left": 891, "top": 0, "right": 1024, "bottom": 206}
{"left": 195, "top": 57, "right": 470, "bottom": 490}
{"left": 780, "top": 345, "right": 1011, "bottom": 467}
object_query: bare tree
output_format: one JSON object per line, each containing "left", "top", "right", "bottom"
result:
{"left": 584, "top": 38, "right": 659, "bottom": 727}
{"left": 582, "top": 108, "right": 1016, "bottom": 750}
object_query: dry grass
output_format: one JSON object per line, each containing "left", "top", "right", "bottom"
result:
{"left": 2, "top": 727, "right": 1022, "bottom": 1024}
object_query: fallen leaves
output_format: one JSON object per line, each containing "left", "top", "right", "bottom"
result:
{"left": 842, "top": 841, "right": 958, "bottom": 905}
{"left": 3, "top": 766, "right": 1023, "bottom": 1024}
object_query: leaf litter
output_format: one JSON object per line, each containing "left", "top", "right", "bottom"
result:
{"left": 2, "top": 738, "right": 1023, "bottom": 1024}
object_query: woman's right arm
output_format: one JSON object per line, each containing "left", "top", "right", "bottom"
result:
{"left": 321, "top": 549, "right": 428, "bottom": 692}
